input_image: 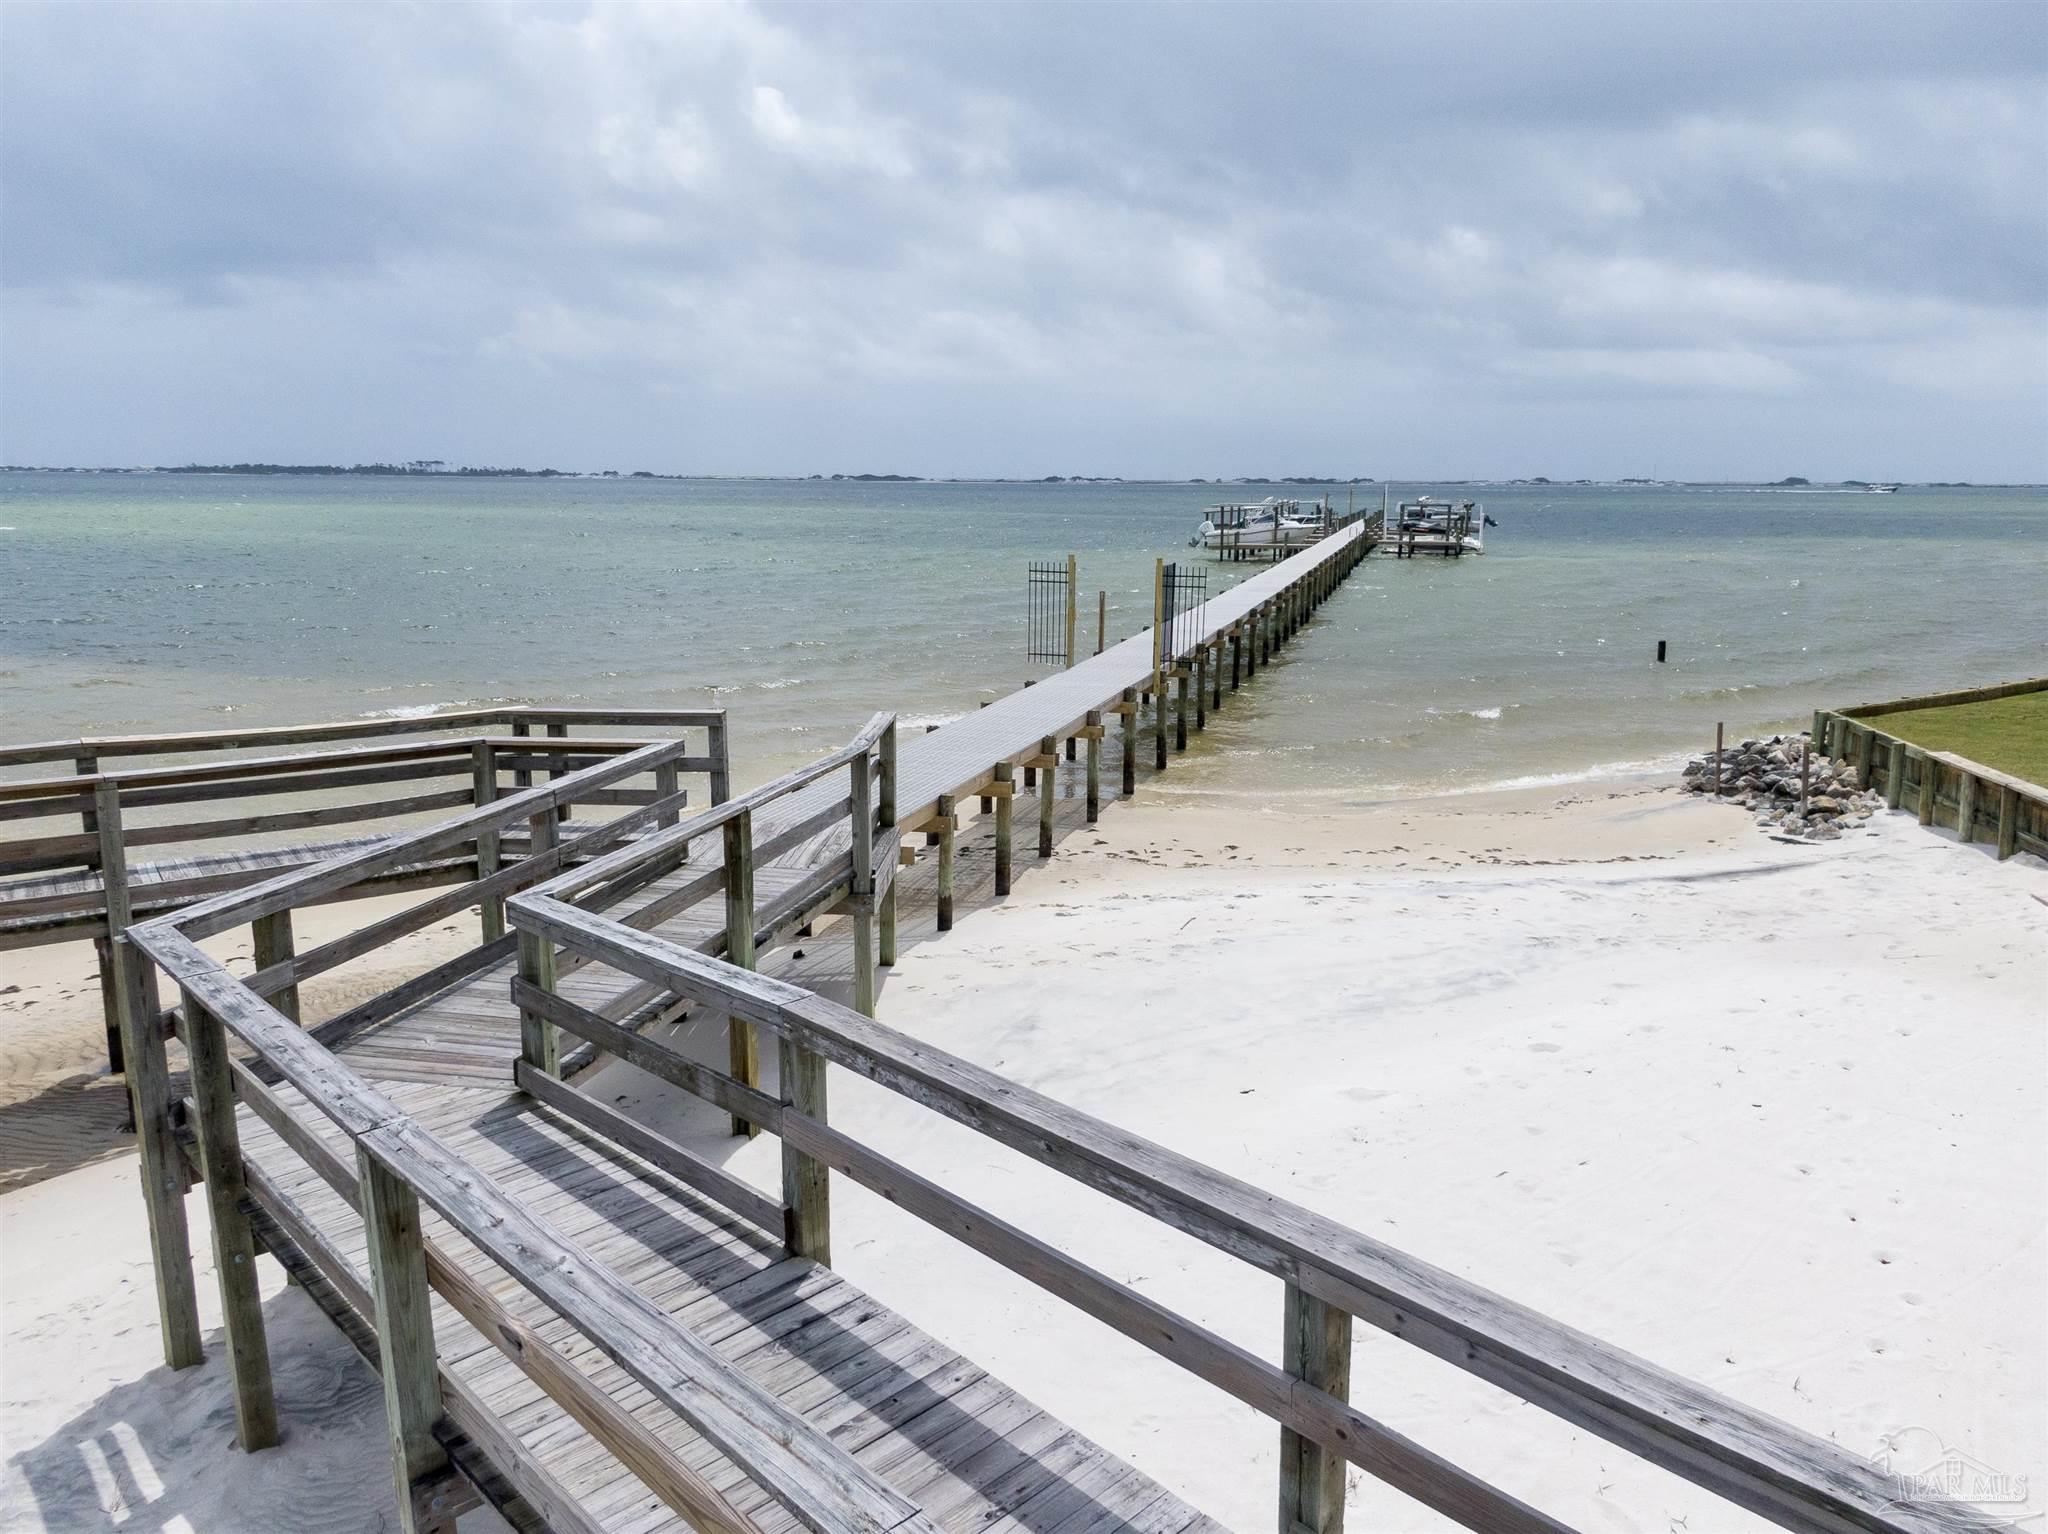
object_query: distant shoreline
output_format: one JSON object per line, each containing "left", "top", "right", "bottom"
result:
{"left": 0, "top": 465, "right": 2014, "bottom": 488}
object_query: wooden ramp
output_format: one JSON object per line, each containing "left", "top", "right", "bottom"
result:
{"left": 239, "top": 1068, "right": 1224, "bottom": 1534}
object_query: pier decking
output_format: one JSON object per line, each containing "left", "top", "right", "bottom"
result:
{"left": 88, "top": 516, "right": 1997, "bottom": 1534}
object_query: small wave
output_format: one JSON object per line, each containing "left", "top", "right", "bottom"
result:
{"left": 1464, "top": 706, "right": 1502, "bottom": 720}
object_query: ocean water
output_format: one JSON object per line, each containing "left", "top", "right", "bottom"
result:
{"left": 3, "top": 473, "right": 2044, "bottom": 799}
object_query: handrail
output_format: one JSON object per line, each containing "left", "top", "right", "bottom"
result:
{"left": 123, "top": 923, "right": 941, "bottom": 1534}
{"left": 0, "top": 705, "right": 728, "bottom": 770}
{"left": 535, "top": 710, "right": 894, "bottom": 906}
{"left": 141, "top": 736, "right": 698, "bottom": 944}
{"left": 0, "top": 734, "right": 669, "bottom": 803}
{"left": 503, "top": 894, "right": 2002, "bottom": 1534}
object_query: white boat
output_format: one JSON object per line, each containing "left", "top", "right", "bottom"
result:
{"left": 1385, "top": 495, "right": 1486, "bottom": 556}
{"left": 1191, "top": 497, "right": 1328, "bottom": 552}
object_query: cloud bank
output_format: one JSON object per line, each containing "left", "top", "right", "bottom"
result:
{"left": 3, "top": 1, "right": 2043, "bottom": 479}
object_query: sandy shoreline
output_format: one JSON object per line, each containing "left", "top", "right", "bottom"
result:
{"left": 3, "top": 775, "right": 2042, "bottom": 1531}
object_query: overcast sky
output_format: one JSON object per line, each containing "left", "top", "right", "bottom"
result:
{"left": 3, "top": 2, "right": 2044, "bottom": 481}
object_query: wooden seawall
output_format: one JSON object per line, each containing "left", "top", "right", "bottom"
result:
{"left": 88, "top": 520, "right": 1998, "bottom": 1534}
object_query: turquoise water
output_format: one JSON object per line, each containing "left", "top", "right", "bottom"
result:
{"left": 3, "top": 473, "right": 2044, "bottom": 797}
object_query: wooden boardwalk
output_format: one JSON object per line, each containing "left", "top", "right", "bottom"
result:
{"left": 105, "top": 511, "right": 1986, "bottom": 1534}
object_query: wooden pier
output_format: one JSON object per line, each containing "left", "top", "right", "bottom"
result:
{"left": 25, "top": 517, "right": 1999, "bottom": 1534}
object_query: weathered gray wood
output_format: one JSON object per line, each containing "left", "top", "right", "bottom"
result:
{"left": 1038, "top": 735, "right": 1056, "bottom": 857}
{"left": 1955, "top": 770, "right": 1978, "bottom": 844}
{"left": 517, "top": 930, "right": 561, "bottom": 1080}
{"left": 181, "top": 988, "right": 279, "bottom": 1450}
{"left": 1120, "top": 688, "right": 1137, "bottom": 798}
{"left": 1917, "top": 751, "right": 1938, "bottom": 826}
{"left": 993, "top": 761, "right": 1014, "bottom": 897}
{"left": 780, "top": 1033, "right": 831, "bottom": 1264}
{"left": 253, "top": 908, "right": 299, "bottom": 1023}
{"left": 360, "top": 1112, "right": 944, "bottom": 1534}
{"left": 1084, "top": 712, "right": 1102, "bottom": 823}
{"left": 513, "top": 1061, "right": 784, "bottom": 1237}
{"left": 472, "top": 742, "right": 504, "bottom": 941}
{"left": 777, "top": 1108, "right": 1570, "bottom": 1534}
{"left": 357, "top": 1143, "right": 448, "bottom": 1530}
{"left": 92, "top": 781, "right": 132, "bottom": 1071}
{"left": 1194, "top": 645, "right": 1207, "bottom": 731}
{"left": 512, "top": 977, "right": 783, "bottom": 1131}
{"left": 1280, "top": 1284, "right": 1351, "bottom": 1534}
{"left": 1887, "top": 740, "right": 1906, "bottom": 809}
{"left": 724, "top": 811, "right": 761, "bottom": 1136}
{"left": 116, "top": 943, "right": 203, "bottom": 1369}
{"left": 936, "top": 794, "right": 957, "bottom": 932}
{"left": 1174, "top": 670, "right": 1189, "bottom": 753}
{"left": 1997, "top": 784, "right": 2020, "bottom": 859}
{"left": 514, "top": 911, "right": 1990, "bottom": 1534}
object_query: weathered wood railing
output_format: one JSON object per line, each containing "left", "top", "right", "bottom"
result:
{"left": 520, "top": 712, "right": 900, "bottom": 1128}
{"left": 1813, "top": 678, "right": 2048, "bottom": 861}
{"left": 506, "top": 882, "right": 2001, "bottom": 1534}
{"left": 1, "top": 708, "right": 729, "bottom": 1068}
{"left": 120, "top": 734, "right": 943, "bottom": 1534}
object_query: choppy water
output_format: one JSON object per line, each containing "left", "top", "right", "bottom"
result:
{"left": 3, "top": 473, "right": 2044, "bottom": 798}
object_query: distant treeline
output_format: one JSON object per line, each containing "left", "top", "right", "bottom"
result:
{"left": 158, "top": 462, "right": 572, "bottom": 477}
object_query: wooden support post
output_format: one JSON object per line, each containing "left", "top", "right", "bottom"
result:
{"left": 850, "top": 748, "right": 877, "bottom": 1018}
{"left": 1153, "top": 684, "right": 1168, "bottom": 770}
{"left": 779, "top": 1024, "right": 830, "bottom": 1263}
{"left": 1120, "top": 687, "right": 1137, "bottom": 798}
{"left": 1152, "top": 558, "right": 1168, "bottom": 771}
{"left": 1210, "top": 637, "right": 1223, "bottom": 711}
{"left": 510, "top": 715, "right": 533, "bottom": 789}
{"left": 1278, "top": 1282, "right": 1350, "bottom": 1534}
{"left": 1887, "top": 739, "right": 1906, "bottom": 809}
{"left": 92, "top": 781, "right": 131, "bottom": 1073}
{"left": 1174, "top": 668, "right": 1190, "bottom": 753}
{"left": 877, "top": 721, "right": 898, "bottom": 970}
{"left": 544, "top": 720, "right": 570, "bottom": 823}
{"left": 1038, "top": 735, "right": 1056, "bottom": 857}
{"left": 1230, "top": 628, "right": 1242, "bottom": 690}
{"left": 936, "top": 794, "right": 957, "bottom": 931}
{"left": 357, "top": 1146, "right": 447, "bottom": 1531}
{"left": 1856, "top": 725, "right": 1875, "bottom": 791}
{"left": 1956, "top": 770, "right": 1978, "bottom": 844}
{"left": 1097, "top": 588, "right": 1106, "bottom": 655}
{"left": 655, "top": 760, "right": 681, "bottom": 831}
{"left": 993, "top": 762, "right": 1014, "bottom": 896}
{"left": 1065, "top": 551, "right": 1078, "bottom": 669}
{"left": 1084, "top": 711, "right": 1102, "bottom": 823}
{"left": 515, "top": 930, "right": 560, "bottom": 1080}
{"left": 1194, "top": 645, "right": 1208, "bottom": 731}
{"left": 1713, "top": 722, "right": 1723, "bottom": 798}
{"left": 253, "top": 909, "right": 299, "bottom": 1024}
{"left": 1996, "top": 785, "right": 2020, "bottom": 860}
{"left": 183, "top": 989, "right": 279, "bottom": 1451}
{"left": 470, "top": 742, "right": 503, "bottom": 942}
{"left": 118, "top": 946, "right": 202, "bottom": 1369}
{"left": 1917, "top": 751, "right": 1938, "bottom": 826}
{"left": 75, "top": 754, "right": 100, "bottom": 832}
{"left": 724, "top": 809, "right": 761, "bottom": 1130}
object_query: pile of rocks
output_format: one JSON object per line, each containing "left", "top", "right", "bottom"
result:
{"left": 1681, "top": 732, "right": 1885, "bottom": 840}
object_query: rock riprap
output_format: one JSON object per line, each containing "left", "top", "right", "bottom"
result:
{"left": 1681, "top": 732, "right": 1885, "bottom": 841}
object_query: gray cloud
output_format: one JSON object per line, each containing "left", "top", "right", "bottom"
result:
{"left": 2, "top": 0, "right": 2043, "bottom": 479}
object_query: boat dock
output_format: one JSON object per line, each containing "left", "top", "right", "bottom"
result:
{"left": 4, "top": 513, "right": 1990, "bottom": 1534}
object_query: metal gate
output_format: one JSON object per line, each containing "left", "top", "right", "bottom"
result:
{"left": 1157, "top": 561, "right": 1207, "bottom": 664}
{"left": 1027, "top": 556, "right": 1076, "bottom": 667}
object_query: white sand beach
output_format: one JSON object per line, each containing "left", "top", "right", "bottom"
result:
{"left": 3, "top": 780, "right": 2042, "bottom": 1532}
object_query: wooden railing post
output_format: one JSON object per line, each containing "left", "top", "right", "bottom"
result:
{"left": 993, "top": 761, "right": 1014, "bottom": 897}
{"left": 118, "top": 945, "right": 202, "bottom": 1368}
{"left": 471, "top": 742, "right": 503, "bottom": 942}
{"left": 1886, "top": 739, "right": 1907, "bottom": 809}
{"left": 357, "top": 1145, "right": 448, "bottom": 1532}
{"left": 1038, "top": 734, "right": 1056, "bottom": 857}
{"left": 849, "top": 746, "right": 877, "bottom": 1017}
{"left": 780, "top": 1033, "right": 831, "bottom": 1263}
{"left": 655, "top": 759, "right": 681, "bottom": 831}
{"left": 1279, "top": 1282, "right": 1350, "bottom": 1534}
{"left": 92, "top": 780, "right": 131, "bottom": 1073}
{"left": 1119, "top": 689, "right": 1137, "bottom": 799}
{"left": 253, "top": 910, "right": 299, "bottom": 1023}
{"left": 545, "top": 720, "right": 570, "bottom": 823}
{"left": 510, "top": 715, "right": 533, "bottom": 790}
{"left": 724, "top": 809, "right": 761, "bottom": 1134}
{"left": 1084, "top": 711, "right": 1102, "bottom": 823}
{"left": 517, "top": 802, "right": 562, "bottom": 1079}
{"left": 877, "top": 721, "right": 898, "bottom": 970}
{"left": 182, "top": 988, "right": 279, "bottom": 1451}
{"left": 935, "top": 794, "right": 957, "bottom": 932}
{"left": 1152, "top": 559, "right": 1168, "bottom": 771}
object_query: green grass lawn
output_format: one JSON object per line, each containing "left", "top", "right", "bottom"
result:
{"left": 1870, "top": 690, "right": 2048, "bottom": 787}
